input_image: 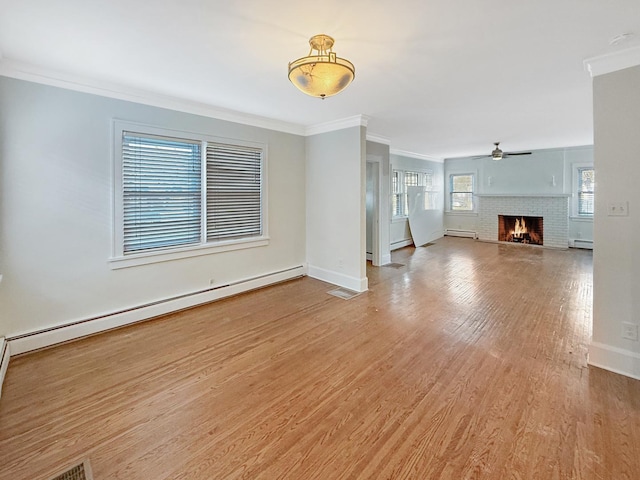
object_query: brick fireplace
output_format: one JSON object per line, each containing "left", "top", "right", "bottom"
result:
{"left": 477, "top": 195, "right": 569, "bottom": 249}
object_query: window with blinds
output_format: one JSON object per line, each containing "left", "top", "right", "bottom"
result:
{"left": 206, "top": 143, "right": 262, "bottom": 241}
{"left": 119, "top": 129, "right": 264, "bottom": 257}
{"left": 578, "top": 167, "right": 594, "bottom": 215}
{"left": 392, "top": 169, "right": 434, "bottom": 218}
{"left": 122, "top": 133, "right": 202, "bottom": 253}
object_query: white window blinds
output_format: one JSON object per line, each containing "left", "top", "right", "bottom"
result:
{"left": 206, "top": 143, "right": 262, "bottom": 241}
{"left": 122, "top": 133, "right": 202, "bottom": 253}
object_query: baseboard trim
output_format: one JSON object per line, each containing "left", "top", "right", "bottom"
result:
{"left": 0, "top": 337, "right": 10, "bottom": 399}
{"left": 588, "top": 341, "right": 640, "bottom": 380}
{"left": 7, "top": 266, "right": 306, "bottom": 356}
{"left": 307, "top": 265, "right": 368, "bottom": 292}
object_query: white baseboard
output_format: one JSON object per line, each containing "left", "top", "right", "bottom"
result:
{"left": 381, "top": 253, "right": 392, "bottom": 265}
{"left": 7, "top": 266, "right": 306, "bottom": 356}
{"left": 0, "top": 337, "right": 9, "bottom": 399}
{"left": 569, "top": 238, "right": 594, "bottom": 249}
{"left": 307, "top": 265, "right": 368, "bottom": 293}
{"left": 444, "top": 229, "right": 477, "bottom": 239}
{"left": 588, "top": 341, "right": 640, "bottom": 380}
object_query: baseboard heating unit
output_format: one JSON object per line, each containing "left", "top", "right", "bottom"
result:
{"left": 444, "top": 229, "right": 477, "bottom": 239}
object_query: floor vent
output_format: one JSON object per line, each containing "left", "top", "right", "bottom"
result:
{"left": 328, "top": 288, "right": 361, "bottom": 300}
{"left": 49, "top": 460, "right": 93, "bottom": 480}
{"left": 383, "top": 263, "right": 405, "bottom": 269}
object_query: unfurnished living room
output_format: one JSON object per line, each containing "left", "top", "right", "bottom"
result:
{"left": 0, "top": 1, "right": 639, "bottom": 479}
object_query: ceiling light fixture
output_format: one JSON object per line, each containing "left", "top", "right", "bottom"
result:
{"left": 288, "top": 34, "right": 355, "bottom": 99}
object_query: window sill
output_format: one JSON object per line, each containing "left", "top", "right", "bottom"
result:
{"left": 109, "top": 236, "right": 270, "bottom": 269}
{"left": 392, "top": 216, "right": 409, "bottom": 223}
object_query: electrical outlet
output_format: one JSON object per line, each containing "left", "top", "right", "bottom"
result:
{"left": 622, "top": 322, "right": 639, "bottom": 341}
{"left": 607, "top": 202, "right": 629, "bottom": 216}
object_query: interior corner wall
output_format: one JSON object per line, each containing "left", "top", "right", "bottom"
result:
{"left": 366, "top": 140, "right": 391, "bottom": 265}
{"left": 590, "top": 65, "right": 640, "bottom": 379}
{"left": 306, "top": 126, "right": 367, "bottom": 292}
{"left": 0, "top": 76, "right": 307, "bottom": 341}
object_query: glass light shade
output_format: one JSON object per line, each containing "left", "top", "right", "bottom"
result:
{"left": 288, "top": 35, "right": 355, "bottom": 99}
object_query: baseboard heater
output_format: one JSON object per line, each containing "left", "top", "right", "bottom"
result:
{"left": 7, "top": 265, "right": 306, "bottom": 356}
{"left": 570, "top": 239, "right": 594, "bottom": 249}
{"left": 444, "top": 229, "right": 477, "bottom": 239}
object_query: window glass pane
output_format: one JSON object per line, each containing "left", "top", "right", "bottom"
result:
{"left": 392, "top": 171, "right": 401, "bottom": 194}
{"left": 450, "top": 174, "right": 474, "bottom": 211}
{"left": 206, "top": 143, "right": 263, "bottom": 241}
{"left": 452, "top": 174, "right": 473, "bottom": 193}
{"left": 578, "top": 168, "right": 595, "bottom": 215}
{"left": 122, "top": 133, "right": 201, "bottom": 253}
{"left": 451, "top": 192, "right": 473, "bottom": 211}
{"left": 405, "top": 172, "right": 419, "bottom": 187}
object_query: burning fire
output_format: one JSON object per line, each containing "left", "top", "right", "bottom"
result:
{"left": 512, "top": 217, "right": 528, "bottom": 238}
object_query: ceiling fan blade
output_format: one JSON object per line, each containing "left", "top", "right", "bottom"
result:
{"left": 504, "top": 152, "right": 532, "bottom": 156}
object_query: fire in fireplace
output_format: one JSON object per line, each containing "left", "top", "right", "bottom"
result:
{"left": 498, "top": 215, "right": 543, "bottom": 245}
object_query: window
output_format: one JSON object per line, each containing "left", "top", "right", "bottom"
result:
{"left": 113, "top": 122, "right": 266, "bottom": 266}
{"left": 577, "top": 167, "right": 594, "bottom": 215}
{"left": 450, "top": 174, "right": 474, "bottom": 211}
{"left": 392, "top": 169, "right": 433, "bottom": 217}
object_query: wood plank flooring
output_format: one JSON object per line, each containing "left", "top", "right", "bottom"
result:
{"left": 1, "top": 237, "right": 639, "bottom": 479}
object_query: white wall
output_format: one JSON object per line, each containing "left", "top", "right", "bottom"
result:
{"left": 390, "top": 154, "right": 444, "bottom": 249}
{"left": 590, "top": 64, "right": 640, "bottom": 379}
{"left": 366, "top": 140, "right": 391, "bottom": 265}
{"left": 306, "top": 126, "right": 367, "bottom": 291}
{"left": 0, "top": 77, "right": 307, "bottom": 338}
{"left": 443, "top": 146, "right": 593, "bottom": 245}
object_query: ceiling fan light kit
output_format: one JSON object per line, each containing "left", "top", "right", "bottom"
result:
{"left": 288, "top": 34, "right": 355, "bottom": 99}
{"left": 487, "top": 142, "right": 532, "bottom": 160}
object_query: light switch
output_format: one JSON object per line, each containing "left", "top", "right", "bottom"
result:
{"left": 607, "top": 202, "right": 629, "bottom": 216}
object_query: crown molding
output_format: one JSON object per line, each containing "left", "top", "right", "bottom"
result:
{"left": 390, "top": 148, "right": 444, "bottom": 163}
{"left": 366, "top": 133, "right": 391, "bottom": 145}
{"left": 0, "top": 59, "right": 306, "bottom": 136}
{"left": 584, "top": 45, "right": 640, "bottom": 77}
{"left": 305, "top": 115, "right": 369, "bottom": 136}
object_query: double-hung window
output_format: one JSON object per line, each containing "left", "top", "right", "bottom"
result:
{"left": 577, "top": 167, "right": 595, "bottom": 216}
{"left": 392, "top": 169, "right": 433, "bottom": 218}
{"left": 449, "top": 174, "right": 474, "bottom": 211}
{"left": 113, "top": 122, "right": 266, "bottom": 267}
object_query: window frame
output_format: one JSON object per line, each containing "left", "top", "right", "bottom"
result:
{"left": 577, "top": 166, "right": 595, "bottom": 217}
{"left": 391, "top": 168, "right": 434, "bottom": 219}
{"left": 110, "top": 120, "right": 269, "bottom": 269}
{"left": 448, "top": 173, "right": 475, "bottom": 212}
{"left": 570, "top": 163, "right": 594, "bottom": 219}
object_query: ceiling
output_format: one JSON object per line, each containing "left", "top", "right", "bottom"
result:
{"left": 1, "top": 0, "right": 639, "bottom": 159}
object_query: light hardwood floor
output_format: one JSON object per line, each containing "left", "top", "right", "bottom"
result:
{"left": 1, "top": 237, "right": 639, "bottom": 479}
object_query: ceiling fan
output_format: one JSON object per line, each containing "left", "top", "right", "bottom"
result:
{"left": 477, "top": 142, "right": 532, "bottom": 161}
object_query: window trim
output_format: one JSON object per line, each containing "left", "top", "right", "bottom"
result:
{"left": 571, "top": 163, "right": 594, "bottom": 219}
{"left": 110, "top": 120, "right": 269, "bottom": 269}
{"left": 391, "top": 168, "right": 434, "bottom": 219}
{"left": 448, "top": 173, "right": 475, "bottom": 212}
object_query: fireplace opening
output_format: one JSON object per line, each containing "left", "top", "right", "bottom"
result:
{"left": 498, "top": 215, "right": 543, "bottom": 245}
